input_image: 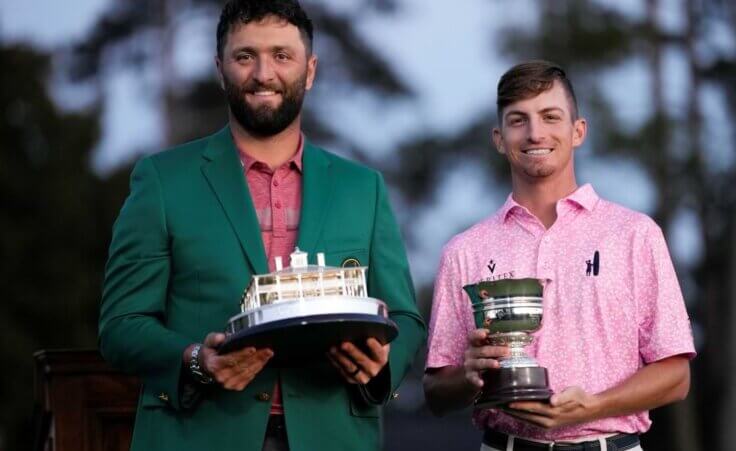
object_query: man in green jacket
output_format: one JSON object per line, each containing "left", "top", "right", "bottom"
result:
{"left": 99, "top": 1, "right": 425, "bottom": 450}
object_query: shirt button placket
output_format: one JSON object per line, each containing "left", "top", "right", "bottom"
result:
{"left": 537, "top": 234, "right": 551, "bottom": 280}
{"left": 273, "top": 170, "right": 285, "bottom": 238}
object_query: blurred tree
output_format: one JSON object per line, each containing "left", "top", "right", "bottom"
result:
{"left": 687, "top": 2, "right": 736, "bottom": 450}
{"left": 0, "top": 44, "right": 130, "bottom": 451}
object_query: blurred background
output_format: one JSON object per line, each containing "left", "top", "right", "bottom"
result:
{"left": 2, "top": 0, "right": 734, "bottom": 450}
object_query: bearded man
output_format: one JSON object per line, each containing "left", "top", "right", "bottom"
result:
{"left": 99, "top": 1, "right": 425, "bottom": 450}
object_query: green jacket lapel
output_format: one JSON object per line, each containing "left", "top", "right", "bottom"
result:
{"left": 201, "top": 127, "right": 268, "bottom": 275}
{"left": 297, "top": 142, "right": 333, "bottom": 254}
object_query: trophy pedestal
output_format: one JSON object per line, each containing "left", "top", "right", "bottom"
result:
{"left": 220, "top": 313, "right": 397, "bottom": 366}
{"left": 475, "top": 366, "right": 552, "bottom": 408}
{"left": 222, "top": 296, "right": 398, "bottom": 366}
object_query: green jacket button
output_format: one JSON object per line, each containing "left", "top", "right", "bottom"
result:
{"left": 158, "top": 393, "right": 169, "bottom": 402}
{"left": 256, "top": 392, "right": 271, "bottom": 402}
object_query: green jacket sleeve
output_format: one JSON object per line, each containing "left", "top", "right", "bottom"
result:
{"left": 360, "top": 173, "right": 426, "bottom": 404}
{"left": 99, "top": 157, "right": 193, "bottom": 410}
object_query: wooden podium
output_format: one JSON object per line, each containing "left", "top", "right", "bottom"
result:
{"left": 34, "top": 350, "right": 140, "bottom": 451}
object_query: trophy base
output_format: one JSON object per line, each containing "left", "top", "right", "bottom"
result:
{"left": 475, "top": 366, "right": 552, "bottom": 409}
{"left": 218, "top": 313, "right": 398, "bottom": 367}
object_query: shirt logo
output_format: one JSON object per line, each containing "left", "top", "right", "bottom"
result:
{"left": 483, "top": 258, "right": 515, "bottom": 281}
{"left": 487, "top": 259, "right": 496, "bottom": 274}
{"left": 586, "top": 251, "right": 600, "bottom": 276}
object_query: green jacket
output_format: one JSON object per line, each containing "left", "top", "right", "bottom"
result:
{"left": 99, "top": 127, "right": 426, "bottom": 451}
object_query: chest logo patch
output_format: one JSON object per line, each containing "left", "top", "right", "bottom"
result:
{"left": 487, "top": 259, "right": 496, "bottom": 274}
{"left": 341, "top": 257, "right": 361, "bottom": 268}
{"left": 586, "top": 251, "right": 600, "bottom": 276}
{"left": 483, "top": 258, "right": 515, "bottom": 281}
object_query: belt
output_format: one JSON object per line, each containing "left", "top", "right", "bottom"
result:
{"left": 483, "top": 430, "right": 640, "bottom": 451}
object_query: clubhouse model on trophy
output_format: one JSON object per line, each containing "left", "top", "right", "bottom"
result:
{"left": 464, "top": 278, "right": 553, "bottom": 408}
{"left": 220, "top": 248, "right": 398, "bottom": 365}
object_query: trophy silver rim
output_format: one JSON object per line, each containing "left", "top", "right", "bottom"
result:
{"left": 472, "top": 296, "right": 543, "bottom": 316}
{"left": 227, "top": 296, "right": 389, "bottom": 334}
{"left": 472, "top": 295, "right": 543, "bottom": 308}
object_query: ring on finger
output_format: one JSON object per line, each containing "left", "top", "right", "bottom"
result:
{"left": 348, "top": 367, "right": 360, "bottom": 377}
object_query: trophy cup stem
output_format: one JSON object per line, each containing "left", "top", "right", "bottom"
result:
{"left": 493, "top": 333, "right": 538, "bottom": 368}
{"left": 509, "top": 342, "right": 526, "bottom": 358}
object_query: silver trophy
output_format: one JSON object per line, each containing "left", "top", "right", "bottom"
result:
{"left": 463, "top": 278, "right": 552, "bottom": 407}
{"left": 220, "top": 248, "right": 398, "bottom": 365}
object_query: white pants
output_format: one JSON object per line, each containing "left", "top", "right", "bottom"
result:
{"left": 480, "top": 434, "right": 644, "bottom": 451}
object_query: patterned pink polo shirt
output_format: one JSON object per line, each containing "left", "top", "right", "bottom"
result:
{"left": 239, "top": 136, "right": 303, "bottom": 416}
{"left": 426, "top": 184, "right": 695, "bottom": 440}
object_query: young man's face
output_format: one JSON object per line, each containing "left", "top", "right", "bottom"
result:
{"left": 216, "top": 15, "right": 317, "bottom": 137}
{"left": 493, "top": 81, "right": 586, "bottom": 185}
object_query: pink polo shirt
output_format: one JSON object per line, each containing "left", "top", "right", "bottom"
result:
{"left": 240, "top": 138, "right": 303, "bottom": 273}
{"left": 426, "top": 184, "right": 695, "bottom": 440}
{"left": 239, "top": 137, "right": 303, "bottom": 416}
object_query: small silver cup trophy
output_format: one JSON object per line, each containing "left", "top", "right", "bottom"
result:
{"left": 463, "top": 278, "right": 552, "bottom": 407}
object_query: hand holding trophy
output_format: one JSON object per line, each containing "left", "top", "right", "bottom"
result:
{"left": 463, "top": 278, "right": 552, "bottom": 408}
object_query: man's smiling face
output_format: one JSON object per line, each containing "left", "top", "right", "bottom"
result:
{"left": 493, "top": 80, "right": 586, "bottom": 184}
{"left": 216, "top": 15, "right": 317, "bottom": 137}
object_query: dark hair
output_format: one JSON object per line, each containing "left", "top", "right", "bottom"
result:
{"left": 216, "top": 0, "right": 314, "bottom": 58}
{"left": 496, "top": 60, "right": 579, "bottom": 122}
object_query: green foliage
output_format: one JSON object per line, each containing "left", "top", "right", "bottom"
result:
{"left": 0, "top": 44, "right": 131, "bottom": 451}
{"left": 500, "top": 0, "right": 636, "bottom": 69}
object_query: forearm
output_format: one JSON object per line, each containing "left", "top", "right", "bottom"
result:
{"left": 367, "top": 172, "right": 427, "bottom": 399}
{"left": 387, "top": 313, "right": 425, "bottom": 387}
{"left": 593, "top": 355, "right": 691, "bottom": 419}
{"left": 423, "top": 366, "right": 480, "bottom": 416}
{"left": 504, "top": 355, "right": 691, "bottom": 429}
{"left": 99, "top": 156, "right": 188, "bottom": 375}
{"left": 99, "top": 315, "right": 191, "bottom": 376}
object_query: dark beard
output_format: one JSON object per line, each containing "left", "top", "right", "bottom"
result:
{"left": 224, "top": 74, "right": 307, "bottom": 138}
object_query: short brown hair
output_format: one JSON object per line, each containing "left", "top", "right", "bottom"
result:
{"left": 496, "top": 60, "right": 578, "bottom": 122}
{"left": 217, "top": 0, "right": 314, "bottom": 58}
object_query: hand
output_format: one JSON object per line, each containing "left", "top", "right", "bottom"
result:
{"left": 327, "top": 338, "right": 389, "bottom": 384}
{"left": 503, "top": 386, "right": 602, "bottom": 429}
{"left": 199, "top": 332, "right": 273, "bottom": 391}
{"left": 464, "top": 328, "right": 510, "bottom": 388}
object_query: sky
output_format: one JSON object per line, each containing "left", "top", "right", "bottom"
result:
{"left": 0, "top": 0, "right": 109, "bottom": 45}
{"left": 0, "top": 0, "right": 709, "bottom": 285}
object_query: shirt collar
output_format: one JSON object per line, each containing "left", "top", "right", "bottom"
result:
{"left": 239, "top": 134, "right": 304, "bottom": 173}
{"left": 499, "top": 194, "right": 524, "bottom": 222}
{"left": 565, "top": 183, "right": 599, "bottom": 212}
{"left": 500, "top": 184, "right": 599, "bottom": 222}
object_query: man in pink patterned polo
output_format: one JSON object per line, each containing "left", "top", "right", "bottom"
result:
{"left": 423, "top": 60, "right": 695, "bottom": 451}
